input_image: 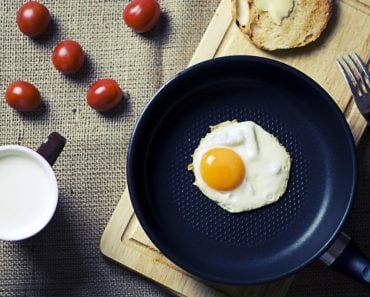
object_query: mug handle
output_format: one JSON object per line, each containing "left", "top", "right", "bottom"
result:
{"left": 36, "top": 132, "right": 66, "bottom": 166}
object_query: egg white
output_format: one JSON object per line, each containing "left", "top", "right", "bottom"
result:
{"left": 191, "top": 120, "right": 291, "bottom": 213}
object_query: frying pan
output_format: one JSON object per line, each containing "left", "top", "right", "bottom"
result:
{"left": 127, "top": 56, "right": 370, "bottom": 286}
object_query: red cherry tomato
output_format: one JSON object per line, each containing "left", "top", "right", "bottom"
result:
{"left": 5, "top": 81, "right": 41, "bottom": 112}
{"left": 51, "top": 40, "right": 85, "bottom": 74}
{"left": 16, "top": 1, "right": 50, "bottom": 37}
{"left": 123, "top": 0, "right": 161, "bottom": 33}
{"left": 87, "top": 79, "right": 124, "bottom": 112}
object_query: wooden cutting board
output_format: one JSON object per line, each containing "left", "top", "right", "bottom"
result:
{"left": 100, "top": 0, "right": 370, "bottom": 296}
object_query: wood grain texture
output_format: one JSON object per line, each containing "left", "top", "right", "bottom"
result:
{"left": 100, "top": 0, "right": 370, "bottom": 296}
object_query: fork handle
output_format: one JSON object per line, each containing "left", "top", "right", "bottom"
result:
{"left": 322, "top": 233, "right": 370, "bottom": 287}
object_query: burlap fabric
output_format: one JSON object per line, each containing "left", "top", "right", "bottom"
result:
{"left": 1, "top": 1, "right": 370, "bottom": 296}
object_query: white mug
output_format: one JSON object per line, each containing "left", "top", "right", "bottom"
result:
{"left": 0, "top": 132, "right": 66, "bottom": 241}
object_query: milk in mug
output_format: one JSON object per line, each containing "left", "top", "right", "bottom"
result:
{"left": 0, "top": 147, "right": 58, "bottom": 241}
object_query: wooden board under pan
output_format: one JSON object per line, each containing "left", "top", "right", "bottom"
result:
{"left": 100, "top": 0, "right": 370, "bottom": 296}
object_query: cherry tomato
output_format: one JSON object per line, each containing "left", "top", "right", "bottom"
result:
{"left": 52, "top": 40, "right": 85, "bottom": 74}
{"left": 16, "top": 1, "right": 50, "bottom": 37}
{"left": 123, "top": 0, "right": 161, "bottom": 33}
{"left": 87, "top": 79, "right": 124, "bottom": 112}
{"left": 5, "top": 81, "right": 41, "bottom": 112}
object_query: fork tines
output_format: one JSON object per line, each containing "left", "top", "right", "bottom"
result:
{"left": 336, "top": 52, "right": 370, "bottom": 98}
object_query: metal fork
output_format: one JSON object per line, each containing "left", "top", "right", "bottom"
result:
{"left": 337, "top": 52, "right": 370, "bottom": 123}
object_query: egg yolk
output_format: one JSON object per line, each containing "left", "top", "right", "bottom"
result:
{"left": 200, "top": 148, "right": 245, "bottom": 191}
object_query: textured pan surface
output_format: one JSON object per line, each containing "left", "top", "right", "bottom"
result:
{"left": 127, "top": 56, "right": 357, "bottom": 285}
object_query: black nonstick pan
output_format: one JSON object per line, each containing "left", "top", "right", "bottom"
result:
{"left": 127, "top": 56, "right": 370, "bottom": 286}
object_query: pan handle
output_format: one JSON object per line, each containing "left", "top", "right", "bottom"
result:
{"left": 320, "top": 232, "right": 370, "bottom": 287}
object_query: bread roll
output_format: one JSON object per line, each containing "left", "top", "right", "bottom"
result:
{"left": 232, "top": 0, "right": 333, "bottom": 50}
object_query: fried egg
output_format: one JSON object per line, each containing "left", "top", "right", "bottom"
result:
{"left": 190, "top": 120, "right": 291, "bottom": 213}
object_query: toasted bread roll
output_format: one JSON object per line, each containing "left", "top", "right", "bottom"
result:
{"left": 232, "top": 0, "right": 333, "bottom": 51}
